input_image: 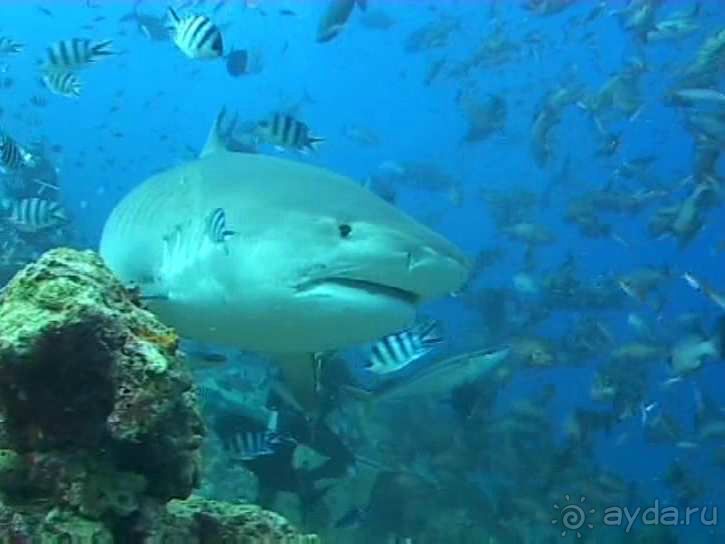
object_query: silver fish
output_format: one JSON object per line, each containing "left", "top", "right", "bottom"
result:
{"left": 351, "top": 346, "right": 510, "bottom": 402}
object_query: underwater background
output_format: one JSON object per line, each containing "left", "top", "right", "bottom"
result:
{"left": 1, "top": 0, "right": 725, "bottom": 542}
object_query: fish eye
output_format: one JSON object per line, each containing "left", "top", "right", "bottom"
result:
{"left": 338, "top": 223, "right": 352, "bottom": 238}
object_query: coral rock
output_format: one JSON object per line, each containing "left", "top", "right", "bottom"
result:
{"left": 0, "top": 249, "right": 314, "bottom": 542}
{"left": 0, "top": 248, "right": 204, "bottom": 502}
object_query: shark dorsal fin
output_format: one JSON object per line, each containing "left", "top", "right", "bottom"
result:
{"left": 200, "top": 108, "right": 228, "bottom": 158}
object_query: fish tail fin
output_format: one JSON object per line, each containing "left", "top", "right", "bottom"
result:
{"left": 167, "top": 6, "right": 180, "bottom": 24}
{"left": 306, "top": 136, "right": 325, "bottom": 152}
{"left": 417, "top": 319, "right": 444, "bottom": 347}
{"left": 72, "top": 77, "right": 83, "bottom": 97}
{"left": 91, "top": 40, "right": 115, "bottom": 59}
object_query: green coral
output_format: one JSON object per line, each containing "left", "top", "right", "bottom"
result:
{"left": 0, "top": 249, "right": 315, "bottom": 542}
{"left": 156, "top": 496, "right": 321, "bottom": 543}
{"left": 40, "top": 508, "right": 114, "bottom": 544}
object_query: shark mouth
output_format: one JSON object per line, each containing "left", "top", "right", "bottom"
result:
{"left": 295, "top": 278, "right": 420, "bottom": 305}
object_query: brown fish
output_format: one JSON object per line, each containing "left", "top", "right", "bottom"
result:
{"left": 317, "top": 0, "right": 366, "bottom": 43}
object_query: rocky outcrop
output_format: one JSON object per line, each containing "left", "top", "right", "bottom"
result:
{"left": 0, "top": 248, "right": 317, "bottom": 542}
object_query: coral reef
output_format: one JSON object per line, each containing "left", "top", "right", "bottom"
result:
{"left": 0, "top": 248, "right": 317, "bottom": 542}
{"left": 138, "top": 495, "right": 320, "bottom": 543}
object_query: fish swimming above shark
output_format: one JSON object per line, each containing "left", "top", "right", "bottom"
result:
{"left": 100, "top": 113, "right": 470, "bottom": 360}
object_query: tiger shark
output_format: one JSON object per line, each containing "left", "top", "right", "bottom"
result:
{"left": 100, "top": 117, "right": 470, "bottom": 359}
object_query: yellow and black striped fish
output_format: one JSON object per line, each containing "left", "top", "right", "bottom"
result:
{"left": 167, "top": 7, "right": 223, "bottom": 60}
{"left": 254, "top": 113, "right": 325, "bottom": 153}
{"left": 42, "top": 70, "right": 82, "bottom": 98}
{"left": 1, "top": 197, "right": 68, "bottom": 233}
{"left": 45, "top": 38, "right": 115, "bottom": 70}
{"left": 0, "top": 134, "right": 34, "bottom": 172}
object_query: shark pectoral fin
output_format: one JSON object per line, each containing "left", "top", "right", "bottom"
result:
{"left": 273, "top": 353, "right": 322, "bottom": 416}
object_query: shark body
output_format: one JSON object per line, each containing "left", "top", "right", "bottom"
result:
{"left": 100, "top": 132, "right": 469, "bottom": 355}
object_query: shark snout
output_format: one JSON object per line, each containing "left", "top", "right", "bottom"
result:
{"left": 400, "top": 244, "right": 470, "bottom": 300}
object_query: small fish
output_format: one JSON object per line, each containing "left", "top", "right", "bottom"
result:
{"left": 682, "top": 272, "right": 725, "bottom": 311}
{"left": 255, "top": 113, "right": 324, "bottom": 153}
{"left": 205, "top": 208, "right": 236, "bottom": 253}
{"left": 669, "top": 318, "right": 725, "bottom": 376}
{"left": 227, "top": 431, "right": 282, "bottom": 461}
{"left": 661, "top": 376, "right": 683, "bottom": 389}
{"left": 120, "top": 9, "right": 170, "bottom": 42}
{"left": 317, "top": 0, "right": 367, "bottom": 43}
{"left": 366, "top": 320, "right": 443, "bottom": 375}
{"left": 36, "top": 5, "right": 53, "bottom": 17}
{"left": 669, "top": 88, "right": 725, "bottom": 108}
{"left": 30, "top": 95, "right": 48, "bottom": 108}
{"left": 42, "top": 70, "right": 82, "bottom": 98}
{"left": 1, "top": 197, "right": 68, "bottom": 233}
{"left": 167, "top": 7, "right": 224, "bottom": 59}
{"left": 45, "top": 38, "right": 115, "bottom": 70}
{"left": 640, "top": 402, "right": 657, "bottom": 426}
{"left": 0, "top": 37, "right": 23, "bottom": 56}
{"left": 225, "top": 49, "right": 248, "bottom": 77}
{"left": 0, "top": 134, "right": 34, "bottom": 172}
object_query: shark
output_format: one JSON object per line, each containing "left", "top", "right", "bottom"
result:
{"left": 100, "top": 117, "right": 470, "bottom": 365}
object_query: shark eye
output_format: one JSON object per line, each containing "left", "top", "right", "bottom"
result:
{"left": 338, "top": 223, "right": 352, "bottom": 238}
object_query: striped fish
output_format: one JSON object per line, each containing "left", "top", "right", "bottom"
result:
{"left": 2, "top": 197, "right": 68, "bottom": 233}
{"left": 366, "top": 320, "right": 443, "bottom": 375}
{"left": 45, "top": 38, "right": 115, "bottom": 70}
{"left": 255, "top": 113, "right": 325, "bottom": 153}
{"left": 227, "top": 431, "right": 282, "bottom": 461}
{"left": 0, "top": 37, "right": 23, "bottom": 55}
{"left": 42, "top": 70, "right": 82, "bottom": 98}
{"left": 0, "top": 134, "right": 34, "bottom": 172}
{"left": 205, "top": 208, "right": 236, "bottom": 253}
{"left": 167, "top": 8, "right": 224, "bottom": 59}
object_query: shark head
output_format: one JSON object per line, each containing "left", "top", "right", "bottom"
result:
{"left": 101, "top": 144, "right": 469, "bottom": 354}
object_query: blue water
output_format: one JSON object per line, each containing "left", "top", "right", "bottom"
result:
{"left": 3, "top": 1, "right": 725, "bottom": 542}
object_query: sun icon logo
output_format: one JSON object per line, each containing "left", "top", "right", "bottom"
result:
{"left": 552, "top": 494, "right": 595, "bottom": 539}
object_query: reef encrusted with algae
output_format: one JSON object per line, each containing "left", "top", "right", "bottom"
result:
{"left": 0, "top": 248, "right": 318, "bottom": 542}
